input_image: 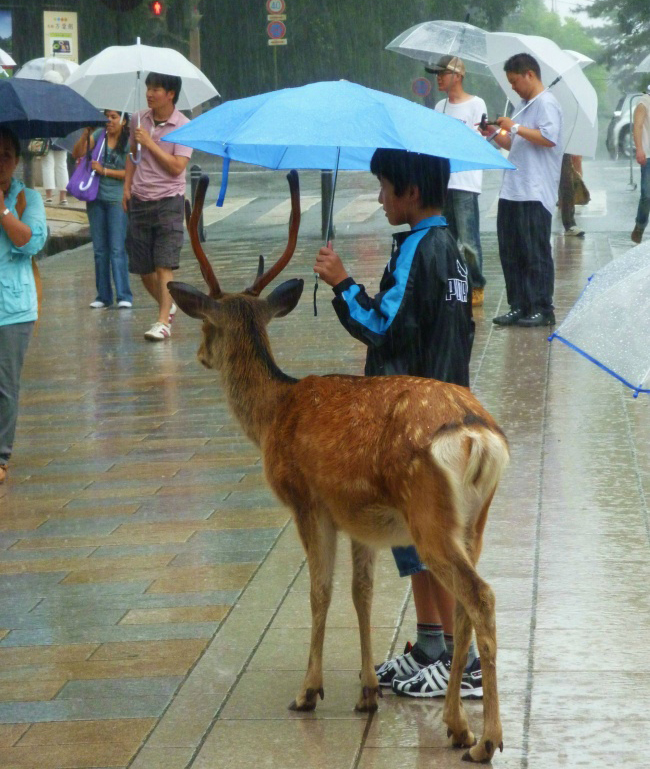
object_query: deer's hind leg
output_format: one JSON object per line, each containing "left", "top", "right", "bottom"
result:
{"left": 289, "top": 511, "right": 337, "bottom": 712}
{"left": 350, "top": 539, "right": 379, "bottom": 712}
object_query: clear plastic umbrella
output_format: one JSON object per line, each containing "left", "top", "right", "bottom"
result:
{"left": 15, "top": 57, "right": 79, "bottom": 82}
{"left": 635, "top": 53, "right": 650, "bottom": 73}
{"left": 385, "top": 20, "right": 490, "bottom": 73}
{"left": 549, "top": 241, "right": 650, "bottom": 397}
{"left": 563, "top": 49, "right": 595, "bottom": 69}
{"left": 486, "top": 32, "right": 598, "bottom": 158}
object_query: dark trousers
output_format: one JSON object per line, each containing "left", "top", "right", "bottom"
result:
{"left": 497, "top": 199, "right": 554, "bottom": 315}
{"left": 0, "top": 322, "right": 34, "bottom": 465}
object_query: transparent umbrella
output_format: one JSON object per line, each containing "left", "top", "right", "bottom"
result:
{"left": 486, "top": 32, "right": 598, "bottom": 157}
{"left": 0, "top": 46, "right": 15, "bottom": 68}
{"left": 635, "top": 53, "right": 650, "bottom": 73}
{"left": 549, "top": 241, "right": 650, "bottom": 397}
{"left": 385, "top": 20, "right": 490, "bottom": 73}
{"left": 15, "top": 57, "right": 79, "bottom": 82}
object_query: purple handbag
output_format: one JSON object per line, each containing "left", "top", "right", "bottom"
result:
{"left": 66, "top": 130, "right": 106, "bottom": 202}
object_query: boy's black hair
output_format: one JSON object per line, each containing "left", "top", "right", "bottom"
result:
{"left": 0, "top": 127, "right": 21, "bottom": 159}
{"left": 370, "top": 149, "right": 450, "bottom": 210}
{"left": 503, "top": 53, "right": 541, "bottom": 80}
{"left": 145, "top": 72, "right": 182, "bottom": 105}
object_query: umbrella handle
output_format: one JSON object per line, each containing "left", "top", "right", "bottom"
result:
{"left": 79, "top": 171, "right": 96, "bottom": 191}
{"left": 130, "top": 144, "right": 142, "bottom": 165}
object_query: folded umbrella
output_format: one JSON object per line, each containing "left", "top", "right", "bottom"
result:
{"left": 0, "top": 78, "right": 106, "bottom": 139}
{"left": 549, "top": 241, "right": 650, "bottom": 397}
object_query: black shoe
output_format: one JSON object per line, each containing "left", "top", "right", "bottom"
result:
{"left": 492, "top": 308, "right": 523, "bottom": 326}
{"left": 516, "top": 310, "right": 556, "bottom": 327}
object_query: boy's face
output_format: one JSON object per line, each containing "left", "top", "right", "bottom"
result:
{"left": 377, "top": 176, "right": 411, "bottom": 226}
{"left": 146, "top": 83, "right": 175, "bottom": 112}
{"left": 506, "top": 70, "right": 537, "bottom": 101}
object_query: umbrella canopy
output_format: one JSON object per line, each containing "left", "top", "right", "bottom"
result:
{"left": 385, "top": 20, "right": 489, "bottom": 74}
{"left": 0, "top": 47, "right": 15, "bottom": 68}
{"left": 563, "top": 49, "right": 595, "bottom": 69}
{"left": 635, "top": 53, "right": 650, "bottom": 73}
{"left": 163, "top": 80, "right": 514, "bottom": 174}
{"left": 0, "top": 78, "right": 106, "bottom": 139}
{"left": 65, "top": 42, "right": 219, "bottom": 112}
{"left": 486, "top": 32, "right": 598, "bottom": 157}
{"left": 15, "top": 57, "right": 79, "bottom": 82}
{"left": 549, "top": 242, "right": 650, "bottom": 397}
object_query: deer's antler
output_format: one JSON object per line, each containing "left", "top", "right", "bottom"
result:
{"left": 189, "top": 175, "right": 222, "bottom": 299}
{"left": 245, "top": 170, "right": 301, "bottom": 296}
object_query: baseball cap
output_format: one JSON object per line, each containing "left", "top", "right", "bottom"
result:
{"left": 425, "top": 55, "right": 466, "bottom": 77}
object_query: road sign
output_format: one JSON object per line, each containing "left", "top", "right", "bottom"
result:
{"left": 267, "top": 20, "right": 286, "bottom": 39}
{"left": 412, "top": 77, "right": 432, "bottom": 98}
{"left": 266, "top": 0, "right": 286, "bottom": 13}
{"left": 268, "top": 39, "right": 288, "bottom": 46}
{"left": 267, "top": 14, "right": 286, "bottom": 20}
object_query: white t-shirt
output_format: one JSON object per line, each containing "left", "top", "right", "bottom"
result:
{"left": 499, "top": 90, "right": 564, "bottom": 215}
{"left": 435, "top": 95, "right": 487, "bottom": 193}
{"left": 637, "top": 94, "right": 650, "bottom": 155}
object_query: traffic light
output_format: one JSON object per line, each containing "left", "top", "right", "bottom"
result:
{"left": 149, "top": 0, "right": 165, "bottom": 17}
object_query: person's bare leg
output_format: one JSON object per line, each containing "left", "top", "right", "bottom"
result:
{"left": 155, "top": 267, "right": 174, "bottom": 325}
{"left": 140, "top": 272, "right": 159, "bottom": 304}
{"left": 411, "top": 570, "right": 454, "bottom": 633}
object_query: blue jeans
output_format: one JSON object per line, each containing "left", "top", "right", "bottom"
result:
{"left": 636, "top": 162, "right": 650, "bottom": 230}
{"left": 444, "top": 190, "right": 485, "bottom": 289}
{"left": 87, "top": 199, "right": 132, "bottom": 305}
{"left": 392, "top": 545, "right": 427, "bottom": 577}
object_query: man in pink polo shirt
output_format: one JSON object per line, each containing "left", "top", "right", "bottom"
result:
{"left": 123, "top": 72, "right": 193, "bottom": 341}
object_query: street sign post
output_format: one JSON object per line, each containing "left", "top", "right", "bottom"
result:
{"left": 266, "top": 2, "right": 287, "bottom": 88}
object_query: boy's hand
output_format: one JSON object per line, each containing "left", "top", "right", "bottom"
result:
{"left": 314, "top": 243, "right": 349, "bottom": 287}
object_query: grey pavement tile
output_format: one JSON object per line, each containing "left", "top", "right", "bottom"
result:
{"left": 189, "top": 528, "right": 281, "bottom": 550}
{"left": 31, "top": 590, "right": 240, "bottom": 612}
{"left": 0, "top": 608, "right": 126, "bottom": 629}
{"left": 56, "top": 676, "right": 183, "bottom": 699}
{"left": 0, "top": 573, "right": 67, "bottom": 590}
{"left": 170, "top": 550, "right": 269, "bottom": 567}
{"left": 0, "top": 697, "right": 169, "bottom": 723}
{"left": 21, "top": 518, "right": 122, "bottom": 537}
{"left": 0, "top": 622, "right": 219, "bottom": 646}
{"left": 0, "top": 546, "right": 97, "bottom": 561}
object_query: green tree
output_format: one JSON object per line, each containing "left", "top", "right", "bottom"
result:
{"left": 584, "top": 0, "right": 649, "bottom": 91}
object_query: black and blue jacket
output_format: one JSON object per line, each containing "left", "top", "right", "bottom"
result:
{"left": 332, "top": 216, "right": 473, "bottom": 387}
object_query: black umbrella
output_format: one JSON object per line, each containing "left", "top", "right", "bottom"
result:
{"left": 0, "top": 77, "right": 105, "bottom": 139}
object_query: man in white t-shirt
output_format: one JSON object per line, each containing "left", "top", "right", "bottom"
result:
{"left": 428, "top": 56, "right": 487, "bottom": 307}
{"left": 631, "top": 85, "right": 650, "bottom": 244}
{"left": 479, "top": 53, "right": 563, "bottom": 328}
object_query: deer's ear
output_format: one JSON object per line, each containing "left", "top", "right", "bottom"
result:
{"left": 265, "top": 278, "right": 304, "bottom": 318}
{"left": 167, "top": 281, "right": 220, "bottom": 320}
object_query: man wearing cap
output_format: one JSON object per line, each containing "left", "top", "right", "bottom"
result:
{"left": 631, "top": 85, "right": 650, "bottom": 244}
{"left": 428, "top": 55, "right": 487, "bottom": 307}
{"left": 479, "top": 52, "right": 563, "bottom": 328}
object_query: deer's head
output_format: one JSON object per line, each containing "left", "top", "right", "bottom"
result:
{"left": 168, "top": 171, "right": 303, "bottom": 371}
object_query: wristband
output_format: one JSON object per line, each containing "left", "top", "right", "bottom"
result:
{"left": 1, "top": 208, "right": 10, "bottom": 218}
{"left": 510, "top": 123, "right": 520, "bottom": 136}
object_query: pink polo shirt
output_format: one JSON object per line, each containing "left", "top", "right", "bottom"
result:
{"left": 130, "top": 108, "right": 193, "bottom": 201}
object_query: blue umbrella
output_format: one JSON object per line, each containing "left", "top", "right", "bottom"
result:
{"left": 164, "top": 79, "right": 514, "bottom": 212}
{"left": 0, "top": 78, "right": 105, "bottom": 139}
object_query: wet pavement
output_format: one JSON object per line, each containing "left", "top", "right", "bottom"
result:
{"left": 0, "top": 158, "right": 649, "bottom": 768}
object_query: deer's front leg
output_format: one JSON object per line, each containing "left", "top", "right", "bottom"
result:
{"left": 351, "top": 539, "right": 380, "bottom": 712}
{"left": 289, "top": 514, "right": 337, "bottom": 712}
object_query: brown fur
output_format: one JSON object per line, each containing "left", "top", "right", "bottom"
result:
{"left": 168, "top": 174, "right": 510, "bottom": 763}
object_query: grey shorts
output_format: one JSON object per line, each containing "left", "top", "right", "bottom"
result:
{"left": 126, "top": 195, "right": 185, "bottom": 274}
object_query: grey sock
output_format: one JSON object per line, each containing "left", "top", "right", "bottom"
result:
{"left": 416, "top": 623, "right": 446, "bottom": 661}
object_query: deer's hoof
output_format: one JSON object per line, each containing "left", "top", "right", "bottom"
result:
{"left": 461, "top": 738, "right": 503, "bottom": 763}
{"left": 355, "top": 685, "right": 380, "bottom": 713}
{"left": 288, "top": 687, "right": 324, "bottom": 712}
{"left": 448, "top": 728, "right": 476, "bottom": 750}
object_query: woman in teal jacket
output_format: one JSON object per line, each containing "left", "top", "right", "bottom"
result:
{"left": 0, "top": 127, "right": 47, "bottom": 484}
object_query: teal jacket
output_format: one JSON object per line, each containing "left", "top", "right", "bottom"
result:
{"left": 0, "top": 179, "right": 47, "bottom": 328}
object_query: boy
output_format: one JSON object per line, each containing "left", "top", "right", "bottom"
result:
{"left": 313, "top": 149, "right": 482, "bottom": 699}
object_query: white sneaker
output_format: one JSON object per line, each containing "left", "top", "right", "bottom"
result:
{"left": 168, "top": 303, "right": 177, "bottom": 325}
{"left": 117, "top": 301, "right": 133, "bottom": 309}
{"left": 565, "top": 226, "right": 585, "bottom": 237}
{"left": 144, "top": 322, "right": 171, "bottom": 341}
{"left": 89, "top": 301, "right": 108, "bottom": 309}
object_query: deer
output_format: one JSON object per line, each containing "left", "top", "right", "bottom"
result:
{"left": 167, "top": 171, "right": 510, "bottom": 764}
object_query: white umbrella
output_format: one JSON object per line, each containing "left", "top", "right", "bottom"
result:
{"left": 15, "top": 57, "right": 79, "bottom": 82}
{"left": 385, "top": 20, "right": 490, "bottom": 74}
{"left": 0, "top": 47, "right": 15, "bottom": 68}
{"left": 563, "top": 49, "right": 595, "bottom": 69}
{"left": 635, "top": 53, "right": 650, "bottom": 73}
{"left": 486, "top": 32, "right": 598, "bottom": 158}
{"left": 65, "top": 40, "right": 219, "bottom": 112}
